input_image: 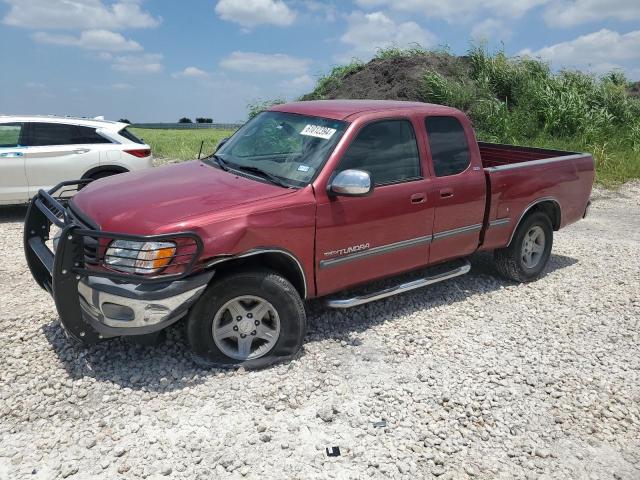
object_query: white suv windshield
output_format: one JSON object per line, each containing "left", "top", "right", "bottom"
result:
{"left": 213, "top": 111, "right": 347, "bottom": 187}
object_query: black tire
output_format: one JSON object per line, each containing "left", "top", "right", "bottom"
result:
{"left": 186, "top": 270, "right": 306, "bottom": 369}
{"left": 494, "top": 212, "right": 553, "bottom": 283}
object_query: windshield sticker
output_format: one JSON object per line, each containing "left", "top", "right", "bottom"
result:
{"left": 300, "top": 124, "right": 336, "bottom": 139}
{"left": 297, "top": 165, "right": 311, "bottom": 172}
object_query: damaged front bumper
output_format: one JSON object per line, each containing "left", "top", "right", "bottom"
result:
{"left": 76, "top": 272, "right": 212, "bottom": 338}
{"left": 24, "top": 181, "right": 209, "bottom": 344}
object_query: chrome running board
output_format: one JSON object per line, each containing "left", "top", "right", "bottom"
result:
{"left": 324, "top": 261, "right": 471, "bottom": 309}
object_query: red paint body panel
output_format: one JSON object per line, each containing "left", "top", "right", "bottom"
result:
{"left": 70, "top": 101, "right": 594, "bottom": 299}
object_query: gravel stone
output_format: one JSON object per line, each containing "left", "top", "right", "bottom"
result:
{"left": 61, "top": 464, "right": 78, "bottom": 478}
{"left": 0, "top": 183, "right": 639, "bottom": 479}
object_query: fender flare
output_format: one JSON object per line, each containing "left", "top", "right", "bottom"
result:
{"left": 205, "top": 248, "right": 308, "bottom": 299}
{"left": 508, "top": 197, "right": 561, "bottom": 246}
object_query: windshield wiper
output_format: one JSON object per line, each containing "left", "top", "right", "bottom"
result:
{"left": 204, "top": 154, "right": 229, "bottom": 171}
{"left": 227, "top": 164, "right": 291, "bottom": 188}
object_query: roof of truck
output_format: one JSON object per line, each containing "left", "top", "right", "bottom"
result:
{"left": 269, "top": 100, "right": 460, "bottom": 121}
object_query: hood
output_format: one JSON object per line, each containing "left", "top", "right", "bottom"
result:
{"left": 71, "top": 161, "right": 293, "bottom": 234}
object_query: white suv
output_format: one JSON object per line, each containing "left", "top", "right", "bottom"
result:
{"left": 0, "top": 116, "right": 153, "bottom": 204}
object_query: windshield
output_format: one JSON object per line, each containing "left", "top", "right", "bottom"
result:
{"left": 213, "top": 111, "right": 347, "bottom": 187}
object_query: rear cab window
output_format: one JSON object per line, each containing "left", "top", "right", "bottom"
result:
{"left": 424, "top": 116, "right": 471, "bottom": 177}
{"left": 25, "top": 122, "right": 112, "bottom": 146}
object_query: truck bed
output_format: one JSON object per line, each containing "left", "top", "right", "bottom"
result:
{"left": 478, "top": 142, "right": 581, "bottom": 169}
{"left": 478, "top": 141, "right": 595, "bottom": 252}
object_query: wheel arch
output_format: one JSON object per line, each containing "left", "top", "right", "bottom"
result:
{"left": 81, "top": 165, "right": 128, "bottom": 179}
{"left": 508, "top": 197, "right": 561, "bottom": 246}
{"left": 205, "top": 249, "right": 308, "bottom": 299}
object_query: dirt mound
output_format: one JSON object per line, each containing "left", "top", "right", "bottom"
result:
{"left": 304, "top": 53, "right": 470, "bottom": 102}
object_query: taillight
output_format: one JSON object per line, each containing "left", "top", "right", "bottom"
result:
{"left": 124, "top": 148, "right": 151, "bottom": 158}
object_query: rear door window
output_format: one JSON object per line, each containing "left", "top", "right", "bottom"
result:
{"left": 25, "top": 122, "right": 111, "bottom": 146}
{"left": 0, "top": 123, "right": 25, "bottom": 147}
{"left": 425, "top": 116, "right": 471, "bottom": 177}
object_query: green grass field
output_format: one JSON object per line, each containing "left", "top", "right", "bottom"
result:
{"left": 131, "top": 128, "right": 236, "bottom": 163}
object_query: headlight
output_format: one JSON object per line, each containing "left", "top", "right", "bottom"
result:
{"left": 104, "top": 240, "right": 176, "bottom": 275}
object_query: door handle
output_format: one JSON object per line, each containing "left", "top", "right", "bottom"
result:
{"left": 410, "top": 193, "right": 426, "bottom": 204}
{"left": 440, "top": 188, "right": 454, "bottom": 198}
{"left": 0, "top": 152, "right": 23, "bottom": 158}
{"left": 73, "top": 148, "right": 90, "bottom": 154}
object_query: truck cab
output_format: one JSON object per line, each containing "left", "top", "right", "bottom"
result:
{"left": 24, "top": 100, "right": 594, "bottom": 369}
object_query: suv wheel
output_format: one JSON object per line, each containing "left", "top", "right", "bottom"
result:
{"left": 494, "top": 212, "right": 553, "bottom": 283}
{"left": 186, "top": 270, "right": 306, "bottom": 369}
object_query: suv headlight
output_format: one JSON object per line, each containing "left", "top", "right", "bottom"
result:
{"left": 104, "top": 240, "right": 176, "bottom": 275}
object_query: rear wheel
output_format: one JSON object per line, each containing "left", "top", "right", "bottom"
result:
{"left": 186, "top": 270, "right": 306, "bottom": 369}
{"left": 494, "top": 212, "right": 553, "bottom": 282}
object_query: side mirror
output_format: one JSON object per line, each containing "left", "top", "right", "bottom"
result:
{"left": 215, "top": 137, "right": 230, "bottom": 152}
{"left": 328, "top": 169, "right": 373, "bottom": 197}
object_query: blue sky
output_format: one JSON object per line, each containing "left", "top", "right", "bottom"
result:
{"left": 1, "top": 0, "right": 639, "bottom": 122}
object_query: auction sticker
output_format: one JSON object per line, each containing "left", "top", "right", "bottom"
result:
{"left": 300, "top": 124, "right": 336, "bottom": 139}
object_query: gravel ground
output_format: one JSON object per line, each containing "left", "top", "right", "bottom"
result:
{"left": 1, "top": 183, "right": 639, "bottom": 480}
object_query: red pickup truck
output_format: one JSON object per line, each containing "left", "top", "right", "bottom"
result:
{"left": 24, "top": 100, "right": 594, "bottom": 368}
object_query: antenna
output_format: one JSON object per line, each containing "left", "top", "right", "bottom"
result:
{"left": 197, "top": 140, "right": 204, "bottom": 160}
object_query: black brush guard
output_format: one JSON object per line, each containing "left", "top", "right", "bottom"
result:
{"left": 24, "top": 180, "right": 203, "bottom": 344}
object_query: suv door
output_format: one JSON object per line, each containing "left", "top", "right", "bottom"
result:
{"left": 315, "top": 118, "right": 434, "bottom": 296}
{"left": 423, "top": 115, "right": 486, "bottom": 263}
{"left": 23, "top": 122, "right": 104, "bottom": 195}
{"left": 0, "top": 122, "right": 29, "bottom": 204}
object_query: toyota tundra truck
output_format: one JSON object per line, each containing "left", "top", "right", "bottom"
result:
{"left": 24, "top": 100, "right": 594, "bottom": 368}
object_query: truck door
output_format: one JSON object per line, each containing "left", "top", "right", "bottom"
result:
{"left": 23, "top": 122, "right": 101, "bottom": 196}
{"left": 423, "top": 115, "right": 486, "bottom": 263}
{"left": 0, "top": 122, "right": 29, "bottom": 204}
{"left": 315, "top": 118, "right": 434, "bottom": 296}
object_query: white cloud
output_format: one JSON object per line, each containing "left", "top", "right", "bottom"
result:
{"left": 339, "top": 11, "right": 435, "bottom": 60}
{"left": 220, "top": 51, "right": 311, "bottom": 75}
{"left": 303, "top": 1, "right": 338, "bottom": 22}
{"left": 111, "top": 53, "right": 163, "bottom": 74}
{"left": 172, "top": 67, "right": 211, "bottom": 79}
{"left": 215, "top": 0, "right": 296, "bottom": 28}
{"left": 32, "top": 29, "right": 142, "bottom": 52}
{"left": 2, "top": 0, "right": 160, "bottom": 30}
{"left": 521, "top": 29, "right": 640, "bottom": 64}
{"left": 25, "top": 82, "right": 45, "bottom": 88}
{"left": 520, "top": 29, "right": 640, "bottom": 78}
{"left": 543, "top": 0, "right": 640, "bottom": 27}
{"left": 354, "top": 0, "right": 549, "bottom": 21}
{"left": 354, "top": 0, "right": 640, "bottom": 26}
{"left": 279, "top": 74, "right": 315, "bottom": 91}
{"left": 471, "top": 18, "right": 511, "bottom": 41}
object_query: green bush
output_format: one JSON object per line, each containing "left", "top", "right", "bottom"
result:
{"left": 415, "top": 46, "right": 640, "bottom": 184}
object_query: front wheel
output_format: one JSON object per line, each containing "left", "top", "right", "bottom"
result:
{"left": 186, "top": 270, "right": 306, "bottom": 369}
{"left": 494, "top": 212, "right": 553, "bottom": 283}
